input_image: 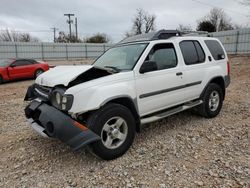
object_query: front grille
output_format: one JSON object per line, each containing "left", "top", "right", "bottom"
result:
{"left": 34, "top": 84, "right": 52, "bottom": 100}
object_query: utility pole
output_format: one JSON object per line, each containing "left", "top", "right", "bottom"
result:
{"left": 51, "top": 27, "right": 58, "bottom": 42}
{"left": 64, "top": 13, "right": 74, "bottom": 41}
{"left": 75, "top": 17, "right": 78, "bottom": 41}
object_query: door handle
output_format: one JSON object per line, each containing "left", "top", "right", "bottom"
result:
{"left": 176, "top": 72, "right": 183, "bottom": 76}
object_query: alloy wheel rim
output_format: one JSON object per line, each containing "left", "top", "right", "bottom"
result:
{"left": 209, "top": 90, "right": 220, "bottom": 112}
{"left": 36, "top": 70, "right": 43, "bottom": 77}
{"left": 101, "top": 116, "right": 128, "bottom": 149}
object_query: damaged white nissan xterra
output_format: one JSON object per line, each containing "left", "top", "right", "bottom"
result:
{"left": 24, "top": 30, "right": 230, "bottom": 160}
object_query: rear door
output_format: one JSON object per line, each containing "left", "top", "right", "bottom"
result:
{"left": 178, "top": 40, "right": 208, "bottom": 100}
{"left": 8, "top": 59, "right": 34, "bottom": 79}
{"left": 204, "top": 39, "right": 228, "bottom": 76}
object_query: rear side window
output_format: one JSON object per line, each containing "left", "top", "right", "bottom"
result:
{"left": 28, "top": 59, "right": 37, "bottom": 64}
{"left": 205, "top": 40, "right": 225, "bottom": 60}
{"left": 180, "top": 41, "right": 205, "bottom": 65}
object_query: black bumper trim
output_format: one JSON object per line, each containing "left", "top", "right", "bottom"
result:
{"left": 25, "top": 101, "right": 101, "bottom": 150}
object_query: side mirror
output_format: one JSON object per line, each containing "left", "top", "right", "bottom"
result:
{"left": 139, "top": 60, "right": 157, "bottom": 74}
{"left": 10, "top": 64, "right": 16, "bottom": 68}
{"left": 218, "top": 54, "right": 225, "bottom": 60}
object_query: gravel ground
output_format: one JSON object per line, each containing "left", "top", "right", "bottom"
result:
{"left": 0, "top": 56, "right": 249, "bottom": 188}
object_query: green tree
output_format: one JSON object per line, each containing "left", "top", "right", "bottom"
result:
{"left": 84, "top": 33, "right": 109, "bottom": 43}
{"left": 197, "top": 21, "right": 216, "bottom": 32}
{"left": 197, "top": 8, "right": 234, "bottom": 32}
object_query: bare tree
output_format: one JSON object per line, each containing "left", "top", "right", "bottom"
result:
{"left": 0, "top": 29, "right": 19, "bottom": 41}
{"left": 19, "top": 33, "right": 39, "bottom": 42}
{"left": 177, "top": 24, "right": 192, "bottom": 31}
{"left": 55, "top": 31, "right": 82, "bottom": 43}
{"left": 127, "top": 9, "right": 156, "bottom": 36}
{"left": 209, "top": 8, "right": 234, "bottom": 31}
{"left": 144, "top": 11, "right": 156, "bottom": 33}
{"left": 133, "top": 9, "right": 144, "bottom": 34}
{"left": 240, "top": 0, "right": 250, "bottom": 17}
{"left": 0, "top": 29, "right": 39, "bottom": 42}
{"left": 241, "top": 0, "right": 250, "bottom": 6}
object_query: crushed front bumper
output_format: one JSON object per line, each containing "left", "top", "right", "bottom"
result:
{"left": 25, "top": 100, "right": 100, "bottom": 150}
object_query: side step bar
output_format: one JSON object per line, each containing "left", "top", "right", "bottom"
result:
{"left": 140, "top": 100, "right": 203, "bottom": 125}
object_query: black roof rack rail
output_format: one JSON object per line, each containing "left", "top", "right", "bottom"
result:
{"left": 118, "top": 29, "right": 182, "bottom": 44}
{"left": 152, "top": 29, "right": 182, "bottom": 39}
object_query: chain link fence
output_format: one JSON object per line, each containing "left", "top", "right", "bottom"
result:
{"left": 0, "top": 42, "right": 113, "bottom": 60}
{"left": 208, "top": 28, "right": 250, "bottom": 54}
{"left": 0, "top": 28, "right": 250, "bottom": 60}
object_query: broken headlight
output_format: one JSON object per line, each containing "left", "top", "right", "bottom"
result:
{"left": 50, "top": 89, "right": 73, "bottom": 111}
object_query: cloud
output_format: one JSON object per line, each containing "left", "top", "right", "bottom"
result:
{"left": 0, "top": 0, "right": 249, "bottom": 42}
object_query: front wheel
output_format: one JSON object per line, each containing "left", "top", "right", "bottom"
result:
{"left": 197, "top": 83, "right": 223, "bottom": 118}
{"left": 87, "top": 103, "right": 136, "bottom": 160}
{"left": 0, "top": 76, "right": 3, "bottom": 84}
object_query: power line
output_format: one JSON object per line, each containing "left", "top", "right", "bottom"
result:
{"left": 191, "top": 0, "right": 249, "bottom": 17}
{"left": 52, "top": 15, "right": 65, "bottom": 27}
{"left": 0, "top": 29, "right": 51, "bottom": 33}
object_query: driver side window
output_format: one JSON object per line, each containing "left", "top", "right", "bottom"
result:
{"left": 146, "top": 43, "right": 177, "bottom": 71}
{"left": 12, "top": 60, "right": 32, "bottom": 67}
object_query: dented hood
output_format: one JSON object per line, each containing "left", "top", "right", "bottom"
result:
{"left": 36, "top": 65, "right": 93, "bottom": 87}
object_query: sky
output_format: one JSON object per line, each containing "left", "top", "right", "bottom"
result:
{"left": 0, "top": 0, "right": 249, "bottom": 42}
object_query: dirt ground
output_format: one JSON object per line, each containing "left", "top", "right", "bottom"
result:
{"left": 0, "top": 56, "right": 249, "bottom": 188}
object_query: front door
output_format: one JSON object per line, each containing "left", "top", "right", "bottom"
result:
{"left": 135, "top": 43, "right": 187, "bottom": 116}
{"left": 178, "top": 40, "right": 207, "bottom": 100}
{"left": 8, "top": 59, "right": 34, "bottom": 79}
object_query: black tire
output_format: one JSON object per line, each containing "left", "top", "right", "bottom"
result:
{"left": 0, "top": 75, "right": 3, "bottom": 84}
{"left": 87, "top": 103, "right": 136, "bottom": 160}
{"left": 197, "top": 83, "right": 223, "bottom": 118}
{"left": 34, "top": 69, "right": 44, "bottom": 78}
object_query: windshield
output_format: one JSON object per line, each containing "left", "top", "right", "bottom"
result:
{"left": 93, "top": 43, "right": 148, "bottom": 71}
{"left": 0, "top": 59, "right": 11, "bottom": 67}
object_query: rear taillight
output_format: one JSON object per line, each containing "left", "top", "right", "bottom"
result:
{"left": 227, "top": 61, "right": 230, "bottom": 75}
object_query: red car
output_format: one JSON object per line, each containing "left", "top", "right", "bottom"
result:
{"left": 0, "top": 59, "right": 49, "bottom": 84}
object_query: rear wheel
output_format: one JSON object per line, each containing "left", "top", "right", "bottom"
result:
{"left": 197, "top": 83, "right": 223, "bottom": 118}
{"left": 34, "top": 69, "right": 44, "bottom": 78}
{"left": 87, "top": 103, "right": 136, "bottom": 160}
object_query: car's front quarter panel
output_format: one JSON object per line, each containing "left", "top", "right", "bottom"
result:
{"left": 40, "top": 63, "right": 49, "bottom": 71}
{"left": 65, "top": 72, "right": 137, "bottom": 115}
{"left": 0, "top": 67, "right": 9, "bottom": 80}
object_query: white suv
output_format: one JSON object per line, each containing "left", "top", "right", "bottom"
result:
{"left": 24, "top": 30, "right": 230, "bottom": 160}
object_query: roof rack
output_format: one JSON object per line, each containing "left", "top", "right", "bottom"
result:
{"left": 117, "top": 29, "right": 210, "bottom": 45}
{"left": 181, "top": 30, "right": 209, "bottom": 36}
{"left": 118, "top": 30, "right": 182, "bottom": 44}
